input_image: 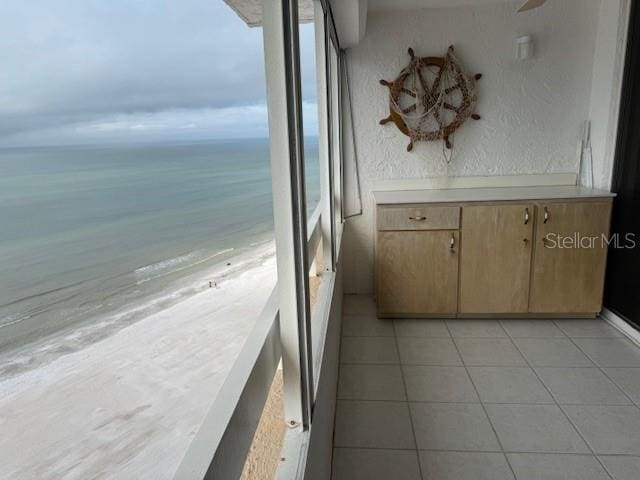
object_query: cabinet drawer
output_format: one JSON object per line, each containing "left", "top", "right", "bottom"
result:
{"left": 377, "top": 205, "right": 460, "bottom": 231}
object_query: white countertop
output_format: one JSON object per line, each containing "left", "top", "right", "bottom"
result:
{"left": 373, "top": 185, "right": 615, "bottom": 205}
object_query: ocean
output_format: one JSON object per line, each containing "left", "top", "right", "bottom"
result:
{"left": 0, "top": 138, "right": 320, "bottom": 351}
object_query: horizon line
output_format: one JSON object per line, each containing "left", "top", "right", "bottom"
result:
{"left": 0, "top": 135, "right": 320, "bottom": 150}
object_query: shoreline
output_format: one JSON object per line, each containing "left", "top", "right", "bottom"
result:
{"left": 0, "top": 242, "right": 277, "bottom": 479}
{"left": 0, "top": 240, "right": 275, "bottom": 380}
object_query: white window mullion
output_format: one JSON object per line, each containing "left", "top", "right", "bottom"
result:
{"left": 315, "top": 2, "right": 337, "bottom": 273}
{"left": 262, "top": 0, "right": 313, "bottom": 431}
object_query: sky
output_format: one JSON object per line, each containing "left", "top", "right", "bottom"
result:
{"left": 0, "top": 0, "right": 318, "bottom": 147}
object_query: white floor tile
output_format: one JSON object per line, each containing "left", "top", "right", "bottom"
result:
{"left": 536, "top": 367, "right": 631, "bottom": 405}
{"left": 332, "top": 448, "right": 421, "bottom": 480}
{"left": 334, "top": 400, "right": 415, "bottom": 449}
{"left": 513, "top": 338, "right": 594, "bottom": 367}
{"left": 485, "top": 404, "right": 589, "bottom": 453}
{"left": 455, "top": 338, "right": 527, "bottom": 366}
{"left": 507, "top": 453, "right": 610, "bottom": 480}
{"left": 403, "top": 366, "right": 478, "bottom": 402}
{"left": 410, "top": 403, "right": 500, "bottom": 451}
{"left": 338, "top": 365, "right": 406, "bottom": 401}
{"left": 563, "top": 405, "right": 640, "bottom": 455}
{"left": 419, "top": 451, "right": 514, "bottom": 480}
{"left": 467, "top": 367, "right": 553, "bottom": 404}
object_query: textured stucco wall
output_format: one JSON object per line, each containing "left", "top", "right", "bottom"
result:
{"left": 341, "top": 0, "right": 601, "bottom": 294}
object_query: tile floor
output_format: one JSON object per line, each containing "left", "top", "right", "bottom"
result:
{"left": 332, "top": 295, "right": 640, "bottom": 480}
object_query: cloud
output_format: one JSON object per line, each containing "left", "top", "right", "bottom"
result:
{"left": 0, "top": 0, "right": 318, "bottom": 146}
{"left": 0, "top": 102, "right": 319, "bottom": 147}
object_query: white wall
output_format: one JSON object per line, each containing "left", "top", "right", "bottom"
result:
{"left": 341, "top": 0, "right": 605, "bottom": 294}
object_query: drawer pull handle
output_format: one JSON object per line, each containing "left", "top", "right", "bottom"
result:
{"left": 450, "top": 234, "right": 455, "bottom": 250}
{"left": 543, "top": 206, "right": 549, "bottom": 224}
{"left": 409, "top": 216, "right": 427, "bottom": 221}
{"left": 524, "top": 208, "right": 530, "bottom": 225}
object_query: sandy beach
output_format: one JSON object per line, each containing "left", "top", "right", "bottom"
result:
{"left": 0, "top": 244, "right": 277, "bottom": 479}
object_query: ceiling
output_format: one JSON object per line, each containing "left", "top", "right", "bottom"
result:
{"left": 224, "top": 0, "right": 512, "bottom": 46}
{"left": 223, "top": 0, "right": 314, "bottom": 27}
{"left": 368, "top": 0, "right": 508, "bottom": 11}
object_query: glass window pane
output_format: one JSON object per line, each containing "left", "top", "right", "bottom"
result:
{"left": 329, "top": 40, "right": 343, "bottom": 240}
{"left": 300, "top": 22, "right": 320, "bottom": 219}
{"left": 0, "top": 1, "right": 282, "bottom": 477}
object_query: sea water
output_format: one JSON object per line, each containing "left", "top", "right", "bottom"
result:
{"left": 0, "top": 138, "right": 320, "bottom": 350}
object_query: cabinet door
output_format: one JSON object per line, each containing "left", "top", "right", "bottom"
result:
{"left": 377, "top": 231, "right": 459, "bottom": 315}
{"left": 460, "top": 204, "right": 534, "bottom": 313}
{"left": 529, "top": 201, "right": 612, "bottom": 313}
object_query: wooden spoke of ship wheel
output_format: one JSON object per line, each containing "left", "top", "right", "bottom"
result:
{"left": 444, "top": 102, "right": 461, "bottom": 114}
{"left": 402, "top": 104, "right": 417, "bottom": 114}
{"left": 444, "top": 84, "right": 460, "bottom": 95}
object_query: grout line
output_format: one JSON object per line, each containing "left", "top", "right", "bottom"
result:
{"left": 340, "top": 335, "right": 397, "bottom": 341}
{"left": 597, "top": 369, "right": 640, "bottom": 410}
{"left": 391, "top": 325, "right": 425, "bottom": 480}
{"left": 570, "top": 341, "right": 640, "bottom": 414}
{"left": 336, "top": 397, "right": 637, "bottom": 406}
{"left": 552, "top": 319, "right": 626, "bottom": 340}
{"left": 332, "top": 445, "right": 640, "bottom": 456}
{"left": 330, "top": 312, "right": 349, "bottom": 480}
{"left": 530, "top": 365, "right": 637, "bottom": 407}
{"left": 343, "top": 333, "right": 590, "bottom": 339}
{"left": 340, "top": 361, "right": 568, "bottom": 367}
{"left": 335, "top": 398, "right": 408, "bottom": 404}
{"left": 340, "top": 359, "right": 640, "bottom": 368}
{"left": 342, "top": 336, "right": 600, "bottom": 340}
{"left": 338, "top": 361, "right": 403, "bottom": 366}
{"left": 557, "top": 325, "right": 640, "bottom": 410}
{"left": 342, "top": 334, "right": 454, "bottom": 338}
{"left": 343, "top": 332, "right": 595, "bottom": 339}
{"left": 498, "top": 318, "right": 569, "bottom": 339}
{"left": 338, "top": 311, "right": 640, "bottom": 477}
{"left": 505, "top": 322, "right": 616, "bottom": 480}
{"left": 444, "top": 321, "right": 519, "bottom": 480}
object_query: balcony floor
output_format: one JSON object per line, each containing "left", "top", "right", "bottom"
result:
{"left": 332, "top": 295, "right": 640, "bottom": 480}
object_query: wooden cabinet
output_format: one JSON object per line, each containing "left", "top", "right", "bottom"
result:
{"left": 376, "top": 230, "right": 459, "bottom": 315}
{"left": 460, "top": 204, "right": 534, "bottom": 313}
{"left": 529, "top": 202, "right": 612, "bottom": 313}
{"left": 375, "top": 196, "right": 613, "bottom": 317}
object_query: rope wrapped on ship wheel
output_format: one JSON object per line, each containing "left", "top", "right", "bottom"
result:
{"left": 379, "top": 45, "right": 482, "bottom": 158}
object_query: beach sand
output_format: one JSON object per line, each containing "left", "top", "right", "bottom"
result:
{"left": 0, "top": 246, "right": 277, "bottom": 479}
{"left": 238, "top": 274, "right": 322, "bottom": 480}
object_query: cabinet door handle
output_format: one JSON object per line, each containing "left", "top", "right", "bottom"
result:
{"left": 409, "top": 216, "right": 427, "bottom": 221}
{"left": 450, "top": 234, "right": 455, "bottom": 250}
{"left": 543, "top": 206, "right": 549, "bottom": 224}
{"left": 524, "top": 207, "right": 530, "bottom": 225}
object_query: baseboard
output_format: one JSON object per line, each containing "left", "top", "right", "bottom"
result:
{"left": 601, "top": 308, "right": 640, "bottom": 347}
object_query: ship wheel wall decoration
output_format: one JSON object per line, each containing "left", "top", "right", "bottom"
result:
{"left": 379, "top": 46, "right": 482, "bottom": 154}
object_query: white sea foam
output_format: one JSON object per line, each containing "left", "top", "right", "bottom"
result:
{"left": 134, "top": 248, "right": 235, "bottom": 284}
{"left": 0, "top": 241, "right": 275, "bottom": 380}
{"left": 0, "top": 242, "right": 278, "bottom": 480}
{"left": 0, "top": 313, "right": 31, "bottom": 329}
{"left": 134, "top": 251, "right": 201, "bottom": 276}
